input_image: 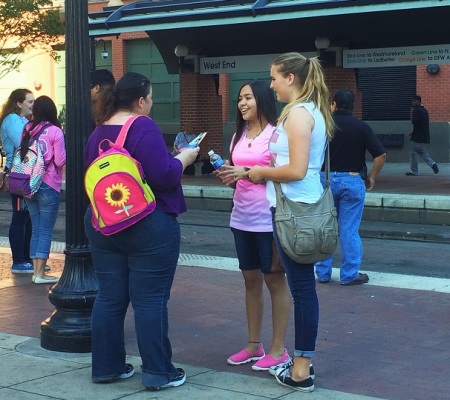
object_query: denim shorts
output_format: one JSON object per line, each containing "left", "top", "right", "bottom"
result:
{"left": 231, "top": 227, "right": 274, "bottom": 273}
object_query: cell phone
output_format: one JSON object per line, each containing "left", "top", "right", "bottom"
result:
{"left": 186, "top": 132, "right": 207, "bottom": 148}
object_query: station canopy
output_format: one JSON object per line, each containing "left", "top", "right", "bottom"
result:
{"left": 89, "top": 0, "right": 450, "bottom": 74}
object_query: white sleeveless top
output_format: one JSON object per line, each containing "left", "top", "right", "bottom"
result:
{"left": 266, "top": 102, "right": 327, "bottom": 207}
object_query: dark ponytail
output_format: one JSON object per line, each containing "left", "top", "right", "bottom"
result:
{"left": 94, "top": 72, "right": 151, "bottom": 125}
{"left": 19, "top": 128, "right": 31, "bottom": 161}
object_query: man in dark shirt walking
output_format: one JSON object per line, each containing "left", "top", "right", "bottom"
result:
{"left": 405, "top": 95, "right": 438, "bottom": 176}
{"left": 315, "top": 88, "right": 386, "bottom": 286}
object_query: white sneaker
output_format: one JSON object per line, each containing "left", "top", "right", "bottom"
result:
{"left": 32, "top": 275, "right": 59, "bottom": 284}
{"left": 269, "top": 359, "right": 293, "bottom": 376}
{"left": 269, "top": 361, "right": 315, "bottom": 379}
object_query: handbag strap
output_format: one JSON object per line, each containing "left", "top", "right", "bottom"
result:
{"left": 324, "top": 137, "right": 330, "bottom": 183}
{"left": 29, "top": 122, "right": 52, "bottom": 145}
{"left": 272, "top": 136, "right": 331, "bottom": 195}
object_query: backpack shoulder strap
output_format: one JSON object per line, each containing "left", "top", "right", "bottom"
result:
{"left": 30, "top": 123, "right": 52, "bottom": 145}
{"left": 114, "top": 116, "right": 144, "bottom": 148}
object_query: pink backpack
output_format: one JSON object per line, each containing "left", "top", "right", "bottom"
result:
{"left": 84, "top": 116, "right": 156, "bottom": 235}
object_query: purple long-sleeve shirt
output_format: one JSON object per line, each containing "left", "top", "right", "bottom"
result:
{"left": 84, "top": 116, "right": 186, "bottom": 215}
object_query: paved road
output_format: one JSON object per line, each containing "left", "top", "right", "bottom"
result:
{"left": 178, "top": 209, "right": 450, "bottom": 279}
{"left": 1, "top": 193, "right": 448, "bottom": 280}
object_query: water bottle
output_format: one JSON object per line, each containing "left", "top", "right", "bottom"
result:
{"left": 208, "top": 150, "right": 225, "bottom": 171}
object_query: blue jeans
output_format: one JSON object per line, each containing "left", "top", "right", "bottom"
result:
{"left": 409, "top": 141, "right": 435, "bottom": 174}
{"left": 84, "top": 207, "right": 181, "bottom": 387}
{"left": 26, "top": 183, "right": 60, "bottom": 259}
{"left": 9, "top": 192, "right": 32, "bottom": 264}
{"left": 315, "top": 173, "right": 366, "bottom": 284}
{"left": 272, "top": 209, "right": 318, "bottom": 358}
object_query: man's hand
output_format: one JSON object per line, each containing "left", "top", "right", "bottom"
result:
{"left": 365, "top": 177, "right": 375, "bottom": 191}
{"left": 366, "top": 153, "right": 386, "bottom": 191}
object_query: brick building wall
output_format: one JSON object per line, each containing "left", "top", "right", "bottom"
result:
{"left": 180, "top": 73, "right": 223, "bottom": 159}
{"left": 219, "top": 74, "right": 230, "bottom": 122}
{"left": 324, "top": 66, "right": 361, "bottom": 117}
{"left": 417, "top": 64, "right": 450, "bottom": 121}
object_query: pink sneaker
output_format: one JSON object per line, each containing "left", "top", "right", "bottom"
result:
{"left": 252, "top": 349, "right": 290, "bottom": 371}
{"left": 227, "top": 345, "right": 265, "bottom": 365}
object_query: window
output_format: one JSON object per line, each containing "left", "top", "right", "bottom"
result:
{"left": 357, "top": 66, "right": 416, "bottom": 121}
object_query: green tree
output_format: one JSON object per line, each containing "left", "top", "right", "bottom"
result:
{"left": 0, "top": 0, "right": 65, "bottom": 80}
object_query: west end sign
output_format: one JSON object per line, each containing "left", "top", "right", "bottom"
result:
{"left": 199, "top": 53, "right": 316, "bottom": 74}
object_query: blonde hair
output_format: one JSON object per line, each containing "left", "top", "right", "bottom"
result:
{"left": 272, "top": 52, "right": 334, "bottom": 138}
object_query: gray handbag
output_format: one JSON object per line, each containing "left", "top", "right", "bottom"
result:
{"left": 273, "top": 141, "right": 338, "bottom": 264}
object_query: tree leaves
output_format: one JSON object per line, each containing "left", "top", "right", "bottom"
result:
{"left": 0, "top": 0, "right": 65, "bottom": 79}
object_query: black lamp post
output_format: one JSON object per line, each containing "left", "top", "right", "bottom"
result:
{"left": 40, "top": 0, "right": 98, "bottom": 353}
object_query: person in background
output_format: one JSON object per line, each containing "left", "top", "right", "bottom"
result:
{"left": 0, "top": 89, "right": 34, "bottom": 274}
{"left": 84, "top": 72, "right": 199, "bottom": 390}
{"left": 405, "top": 95, "right": 438, "bottom": 176}
{"left": 21, "top": 96, "right": 66, "bottom": 284}
{"left": 315, "top": 88, "right": 386, "bottom": 286}
{"left": 217, "top": 80, "right": 291, "bottom": 372}
{"left": 90, "top": 69, "right": 116, "bottom": 126}
{"left": 173, "top": 122, "right": 196, "bottom": 154}
{"left": 248, "top": 52, "right": 334, "bottom": 392}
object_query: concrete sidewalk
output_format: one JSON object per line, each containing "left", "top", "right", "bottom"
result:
{"left": 1, "top": 244, "right": 450, "bottom": 400}
{"left": 1, "top": 334, "right": 379, "bottom": 400}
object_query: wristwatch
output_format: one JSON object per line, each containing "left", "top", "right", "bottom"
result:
{"left": 243, "top": 167, "right": 250, "bottom": 179}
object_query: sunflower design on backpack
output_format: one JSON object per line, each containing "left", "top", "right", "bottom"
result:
{"left": 85, "top": 116, "right": 156, "bottom": 235}
{"left": 105, "top": 183, "right": 132, "bottom": 216}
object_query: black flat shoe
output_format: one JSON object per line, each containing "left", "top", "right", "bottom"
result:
{"left": 341, "top": 273, "right": 369, "bottom": 286}
{"left": 275, "top": 367, "right": 314, "bottom": 392}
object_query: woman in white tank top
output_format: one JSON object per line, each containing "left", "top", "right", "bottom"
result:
{"left": 248, "top": 52, "right": 334, "bottom": 393}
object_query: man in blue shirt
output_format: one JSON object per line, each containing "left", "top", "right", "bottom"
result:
{"left": 173, "top": 122, "right": 196, "bottom": 155}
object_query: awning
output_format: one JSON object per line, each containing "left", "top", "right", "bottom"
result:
{"left": 88, "top": 0, "right": 450, "bottom": 74}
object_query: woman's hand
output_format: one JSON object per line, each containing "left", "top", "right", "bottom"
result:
{"left": 248, "top": 166, "right": 265, "bottom": 183}
{"left": 175, "top": 147, "right": 199, "bottom": 170}
{"left": 216, "top": 164, "right": 250, "bottom": 185}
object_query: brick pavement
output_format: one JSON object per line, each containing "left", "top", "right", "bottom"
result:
{"left": 0, "top": 247, "right": 64, "bottom": 289}
{"left": 1, "top": 246, "right": 450, "bottom": 400}
{"left": 1, "top": 162, "right": 450, "bottom": 399}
